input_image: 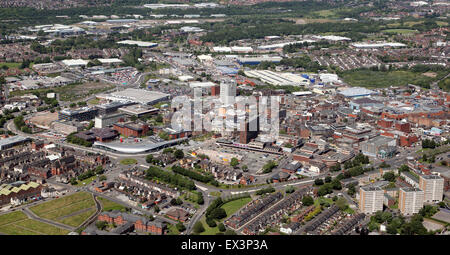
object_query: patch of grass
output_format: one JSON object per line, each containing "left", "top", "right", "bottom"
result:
{"left": 221, "top": 197, "right": 252, "bottom": 217}
{"left": 60, "top": 208, "right": 95, "bottom": 227}
{"left": 0, "top": 211, "right": 28, "bottom": 226}
{"left": 88, "top": 98, "right": 100, "bottom": 105}
{"left": 14, "top": 219, "right": 70, "bottom": 235}
{"left": 382, "top": 29, "right": 418, "bottom": 34}
{"left": 0, "top": 224, "right": 40, "bottom": 235}
{"left": 75, "top": 175, "right": 98, "bottom": 187}
{"left": 30, "top": 192, "right": 92, "bottom": 216}
{"left": 343, "top": 207, "right": 355, "bottom": 215}
{"left": 167, "top": 223, "right": 180, "bottom": 235}
{"left": 0, "top": 62, "right": 21, "bottom": 68}
{"left": 314, "top": 197, "right": 334, "bottom": 207}
{"left": 209, "top": 192, "right": 222, "bottom": 197}
{"left": 200, "top": 197, "right": 252, "bottom": 235}
{"left": 120, "top": 158, "right": 138, "bottom": 165}
{"left": 341, "top": 70, "right": 447, "bottom": 88}
{"left": 9, "top": 82, "right": 114, "bottom": 102}
{"left": 42, "top": 199, "right": 96, "bottom": 221}
{"left": 75, "top": 175, "right": 97, "bottom": 187}
{"left": 97, "top": 197, "right": 127, "bottom": 212}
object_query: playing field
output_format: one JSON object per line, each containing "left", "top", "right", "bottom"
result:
{"left": 29, "top": 191, "right": 97, "bottom": 228}
{"left": 0, "top": 211, "right": 69, "bottom": 235}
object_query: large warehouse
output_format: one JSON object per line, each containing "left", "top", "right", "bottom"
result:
{"left": 244, "top": 70, "right": 310, "bottom": 86}
{"left": 338, "top": 87, "right": 376, "bottom": 98}
{"left": 98, "top": 88, "right": 170, "bottom": 105}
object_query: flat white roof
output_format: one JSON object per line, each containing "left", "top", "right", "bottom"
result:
{"left": 102, "top": 88, "right": 170, "bottom": 105}
{"left": 189, "top": 81, "right": 217, "bottom": 88}
{"left": 97, "top": 58, "right": 123, "bottom": 64}
{"left": 117, "top": 40, "right": 158, "bottom": 47}
{"left": 62, "top": 59, "right": 88, "bottom": 66}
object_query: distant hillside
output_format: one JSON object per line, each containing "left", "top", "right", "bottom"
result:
{"left": 0, "top": 0, "right": 155, "bottom": 10}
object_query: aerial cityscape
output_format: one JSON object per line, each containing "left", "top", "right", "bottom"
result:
{"left": 0, "top": 0, "right": 449, "bottom": 237}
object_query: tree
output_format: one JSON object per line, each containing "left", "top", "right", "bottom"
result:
{"left": 210, "top": 208, "right": 227, "bottom": 220}
{"left": 146, "top": 154, "right": 154, "bottom": 163}
{"left": 224, "top": 229, "right": 236, "bottom": 235}
{"left": 302, "top": 195, "right": 314, "bottom": 206}
{"left": 174, "top": 149, "right": 184, "bottom": 159}
{"left": 206, "top": 217, "right": 217, "bottom": 227}
{"left": 368, "top": 221, "right": 379, "bottom": 232}
{"left": 285, "top": 185, "right": 295, "bottom": 194}
{"left": 336, "top": 197, "right": 348, "bottom": 211}
{"left": 193, "top": 221, "right": 205, "bottom": 234}
{"left": 314, "top": 178, "right": 324, "bottom": 186}
{"left": 96, "top": 221, "right": 108, "bottom": 230}
{"left": 383, "top": 172, "right": 396, "bottom": 182}
{"left": 398, "top": 165, "right": 410, "bottom": 173}
{"left": 176, "top": 222, "right": 186, "bottom": 232}
{"left": 331, "top": 179, "right": 342, "bottom": 190}
{"left": 70, "top": 178, "right": 78, "bottom": 185}
{"left": 154, "top": 205, "right": 160, "bottom": 213}
{"left": 242, "top": 165, "right": 248, "bottom": 172}
{"left": 216, "top": 223, "right": 225, "bottom": 232}
{"left": 230, "top": 157, "right": 239, "bottom": 168}
{"left": 325, "top": 176, "right": 332, "bottom": 183}
{"left": 99, "top": 175, "right": 107, "bottom": 181}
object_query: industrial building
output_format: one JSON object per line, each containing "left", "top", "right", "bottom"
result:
{"left": 237, "top": 56, "right": 282, "bottom": 65}
{"left": 98, "top": 88, "right": 170, "bottom": 105}
{"left": 58, "top": 107, "right": 98, "bottom": 122}
{"left": 118, "top": 105, "right": 159, "bottom": 118}
{"left": 62, "top": 59, "right": 89, "bottom": 67}
{"left": 117, "top": 40, "right": 158, "bottom": 48}
{"left": 339, "top": 87, "right": 376, "bottom": 98}
{"left": 244, "top": 70, "right": 309, "bottom": 86}
{"left": 0, "top": 136, "right": 31, "bottom": 150}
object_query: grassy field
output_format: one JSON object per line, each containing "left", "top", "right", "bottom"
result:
{"left": 9, "top": 82, "right": 114, "bottom": 102}
{"left": 97, "top": 197, "right": 127, "bottom": 212}
{"left": 0, "top": 62, "right": 21, "bottom": 69}
{"left": 14, "top": 219, "right": 70, "bottom": 235}
{"left": 30, "top": 192, "right": 92, "bottom": 215}
{"left": 200, "top": 197, "right": 252, "bottom": 235}
{"left": 0, "top": 211, "right": 28, "bottom": 226}
{"left": 314, "top": 197, "right": 334, "bottom": 207}
{"left": 29, "top": 192, "right": 96, "bottom": 228}
{"left": 88, "top": 98, "right": 101, "bottom": 105}
{"left": 341, "top": 70, "right": 447, "bottom": 88}
{"left": 120, "top": 158, "right": 138, "bottom": 165}
{"left": 75, "top": 176, "right": 98, "bottom": 187}
{"left": 0, "top": 211, "right": 69, "bottom": 235}
{"left": 167, "top": 223, "right": 181, "bottom": 235}
{"left": 60, "top": 208, "right": 96, "bottom": 227}
{"left": 382, "top": 29, "right": 418, "bottom": 34}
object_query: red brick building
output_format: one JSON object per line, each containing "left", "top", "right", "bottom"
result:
{"left": 113, "top": 122, "right": 149, "bottom": 137}
{"left": 97, "top": 211, "right": 166, "bottom": 235}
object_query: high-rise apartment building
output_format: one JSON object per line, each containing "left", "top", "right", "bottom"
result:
{"left": 359, "top": 186, "right": 384, "bottom": 214}
{"left": 419, "top": 175, "right": 444, "bottom": 202}
{"left": 399, "top": 187, "right": 424, "bottom": 215}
